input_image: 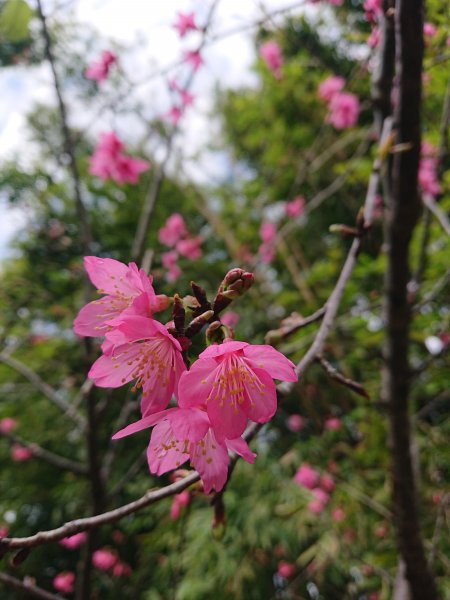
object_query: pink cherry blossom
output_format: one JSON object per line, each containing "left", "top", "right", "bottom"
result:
{"left": 113, "top": 407, "right": 256, "bottom": 494}
{"left": 170, "top": 490, "right": 190, "bottom": 520}
{"left": 85, "top": 50, "right": 117, "bottom": 83}
{"left": 277, "top": 561, "right": 296, "bottom": 578}
{"left": 319, "top": 473, "right": 336, "bottom": 493}
{"left": 59, "top": 532, "right": 87, "bottom": 549}
{"left": 260, "top": 222, "right": 277, "bottom": 243}
{"left": 89, "top": 132, "right": 149, "bottom": 185}
{"left": 332, "top": 507, "right": 346, "bottom": 522}
{"left": 180, "top": 89, "right": 195, "bottom": 107}
{"left": 363, "top": 0, "right": 383, "bottom": 23}
{"left": 260, "top": 41, "right": 283, "bottom": 79}
{"left": 0, "top": 525, "right": 9, "bottom": 538}
{"left": 318, "top": 76, "right": 345, "bottom": 102}
{"left": 294, "top": 463, "right": 320, "bottom": 490}
{"left": 326, "top": 92, "right": 360, "bottom": 129}
{"left": 183, "top": 49, "right": 203, "bottom": 71}
{"left": 287, "top": 414, "right": 304, "bottom": 432}
{"left": 173, "top": 12, "right": 198, "bottom": 38}
{"left": 178, "top": 340, "right": 297, "bottom": 440}
{"left": 89, "top": 315, "right": 186, "bottom": 417}
{"left": 53, "top": 571, "right": 75, "bottom": 594}
{"left": 74, "top": 257, "right": 168, "bottom": 338}
{"left": 324, "top": 416, "right": 342, "bottom": 431}
{"left": 161, "top": 251, "right": 182, "bottom": 282}
{"left": 221, "top": 311, "right": 240, "bottom": 328}
{"left": 93, "top": 548, "right": 117, "bottom": 571}
{"left": 11, "top": 443, "right": 33, "bottom": 462}
{"left": 112, "top": 561, "right": 132, "bottom": 577}
{"left": 368, "top": 26, "right": 381, "bottom": 48}
{"left": 159, "top": 214, "right": 188, "bottom": 247}
{"left": 419, "top": 152, "right": 441, "bottom": 198}
{"left": 308, "top": 488, "right": 330, "bottom": 514}
{"left": 165, "top": 105, "right": 183, "bottom": 126}
{"left": 176, "top": 237, "right": 203, "bottom": 260}
{"left": 259, "top": 243, "right": 276, "bottom": 264}
{"left": 0, "top": 417, "right": 17, "bottom": 433}
{"left": 423, "top": 23, "right": 437, "bottom": 38}
{"left": 112, "top": 155, "right": 150, "bottom": 185}
{"left": 285, "top": 197, "right": 305, "bottom": 219}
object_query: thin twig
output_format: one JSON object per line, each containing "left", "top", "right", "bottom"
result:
{"left": 0, "top": 572, "right": 64, "bottom": 600}
{"left": 315, "top": 355, "right": 370, "bottom": 399}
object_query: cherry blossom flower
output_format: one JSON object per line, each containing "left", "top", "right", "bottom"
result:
{"left": 368, "top": 26, "right": 381, "bottom": 48}
{"left": 324, "top": 416, "right": 342, "bottom": 431}
{"left": 89, "top": 315, "right": 186, "bottom": 417}
{"left": 85, "top": 50, "right": 117, "bottom": 83}
{"left": 260, "top": 41, "right": 283, "bottom": 79}
{"left": 11, "top": 444, "right": 33, "bottom": 462}
{"left": 418, "top": 147, "right": 441, "bottom": 198}
{"left": 89, "top": 132, "right": 149, "bottom": 185}
{"left": 259, "top": 243, "right": 276, "bottom": 264}
{"left": 161, "top": 251, "right": 182, "bottom": 282}
{"left": 332, "top": 507, "right": 346, "bottom": 522}
{"left": 177, "top": 340, "right": 297, "bottom": 440}
{"left": 308, "top": 488, "right": 330, "bottom": 514}
{"left": 319, "top": 473, "right": 336, "bottom": 493}
{"left": 0, "top": 417, "right": 17, "bottom": 433}
{"left": 74, "top": 257, "right": 168, "bottom": 338}
{"left": 260, "top": 222, "right": 277, "bottom": 243}
{"left": 180, "top": 89, "right": 195, "bottom": 107}
{"left": 53, "top": 571, "right": 75, "bottom": 594}
{"left": 423, "top": 23, "right": 437, "bottom": 38}
{"left": 0, "top": 525, "right": 9, "bottom": 538}
{"left": 176, "top": 237, "right": 203, "bottom": 260}
{"left": 173, "top": 12, "right": 198, "bottom": 38}
{"left": 277, "top": 561, "right": 296, "bottom": 578}
{"left": 60, "top": 532, "right": 87, "bottom": 549}
{"left": 287, "top": 414, "right": 304, "bottom": 432}
{"left": 183, "top": 49, "right": 203, "bottom": 71}
{"left": 285, "top": 197, "right": 305, "bottom": 219}
{"left": 318, "top": 76, "right": 345, "bottom": 102}
{"left": 170, "top": 490, "right": 190, "bottom": 520}
{"left": 93, "top": 549, "right": 117, "bottom": 571}
{"left": 159, "top": 214, "right": 188, "bottom": 247}
{"left": 221, "top": 311, "right": 240, "bottom": 328}
{"left": 113, "top": 407, "right": 256, "bottom": 494}
{"left": 164, "top": 105, "right": 183, "bottom": 126}
{"left": 363, "top": 0, "right": 383, "bottom": 23}
{"left": 326, "top": 92, "right": 360, "bottom": 129}
{"left": 112, "top": 561, "right": 132, "bottom": 577}
{"left": 294, "top": 463, "right": 320, "bottom": 489}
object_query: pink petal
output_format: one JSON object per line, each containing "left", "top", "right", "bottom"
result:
{"left": 84, "top": 257, "right": 140, "bottom": 296}
{"left": 73, "top": 296, "right": 127, "bottom": 337}
{"left": 243, "top": 345, "right": 297, "bottom": 382}
{"left": 177, "top": 358, "right": 218, "bottom": 408}
{"left": 88, "top": 343, "right": 143, "bottom": 387}
{"left": 168, "top": 408, "right": 210, "bottom": 443}
{"left": 147, "top": 420, "right": 189, "bottom": 475}
{"left": 226, "top": 437, "right": 256, "bottom": 464}
{"left": 243, "top": 366, "right": 277, "bottom": 424}
{"left": 189, "top": 429, "right": 229, "bottom": 494}
{"left": 206, "top": 391, "right": 248, "bottom": 441}
{"left": 112, "top": 409, "right": 175, "bottom": 439}
{"left": 199, "top": 340, "right": 248, "bottom": 359}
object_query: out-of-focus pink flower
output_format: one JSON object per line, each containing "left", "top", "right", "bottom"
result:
{"left": 363, "top": 0, "right": 383, "bottom": 23}
{"left": 164, "top": 105, "right": 183, "bottom": 126}
{"left": 176, "top": 237, "right": 203, "bottom": 260}
{"left": 53, "top": 572, "right": 75, "bottom": 594}
{"left": 324, "top": 417, "right": 342, "bottom": 431}
{"left": 259, "top": 243, "right": 276, "bottom": 264}
{"left": 159, "top": 214, "right": 187, "bottom": 247}
{"left": 0, "top": 525, "right": 9, "bottom": 538}
{"left": 183, "top": 49, "right": 203, "bottom": 71}
{"left": 277, "top": 561, "right": 296, "bottom": 578}
{"left": 318, "top": 76, "right": 345, "bottom": 102}
{"left": 73, "top": 257, "right": 168, "bottom": 338}
{"left": 0, "top": 417, "right": 17, "bottom": 433}
{"left": 260, "top": 222, "right": 277, "bottom": 243}
{"left": 178, "top": 340, "right": 297, "bottom": 440}
{"left": 419, "top": 157, "right": 441, "bottom": 198}
{"left": 173, "top": 12, "right": 198, "bottom": 38}
{"left": 60, "top": 532, "right": 87, "bottom": 549}
{"left": 112, "top": 561, "right": 132, "bottom": 577}
{"left": 180, "top": 90, "right": 195, "bottom": 107}
{"left": 308, "top": 488, "right": 330, "bottom": 514}
{"left": 85, "top": 50, "right": 117, "bottom": 83}
{"left": 161, "top": 250, "right": 179, "bottom": 269}
{"left": 294, "top": 463, "right": 320, "bottom": 490}
{"left": 89, "top": 316, "right": 186, "bottom": 417}
{"left": 92, "top": 549, "right": 117, "bottom": 571}
{"left": 332, "top": 507, "right": 346, "bottom": 522}
{"left": 11, "top": 444, "right": 33, "bottom": 462}
{"left": 285, "top": 197, "right": 305, "bottom": 219}
{"left": 368, "top": 26, "right": 381, "bottom": 48}
{"left": 170, "top": 490, "right": 191, "bottom": 520}
{"left": 326, "top": 93, "right": 360, "bottom": 129}
{"left": 47, "top": 219, "right": 65, "bottom": 239}
{"left": 319, "top": 473, "right": 335, "bottom": 493}
{"left": 287, "top": 414, "right": 304, "bottom": 432}
{"left": 260, "top": 41, "right": 283, "bottom": 79}
{"left": 221, "top": 311, "right": 240, "bottom": 328}
{"left": 89, "top": 132, "right": 149, "bottom": 185}
{"left": 423, "top": 23, "right": 437, "bottom": 38}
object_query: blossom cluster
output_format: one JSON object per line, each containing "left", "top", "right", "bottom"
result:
{"left": 258, "top": 196, "right": 305, "bottom": 265}
{"left": 419, "top": 141, "right": 441, "bottom": 199}
{"left": 259, "top": 40, "right": 284, "bottom": 79}
{"left": 158, "top": 213, "right": 203, "bottom": 281}
{"left": 85, "top": 50, "right": 117, "bottom": 83}
{"left": 89, "top": 132, "right": 149, "bottom": 185}
{"left": 318, "top": 75, "right": 360, "bottom": 130}
{"left": 74, "top": 257, "right": 298, "bottom": 493}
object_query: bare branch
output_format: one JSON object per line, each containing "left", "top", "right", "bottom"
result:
{"left": 315, "top": 355, "right": 370, "bottom": 399}
{"left": 0, "top": 572, "right": 64, "bottom": 600}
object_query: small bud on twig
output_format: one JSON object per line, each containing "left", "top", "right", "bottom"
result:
{"left": 185, "top": 310, "right": 215, "bottom": 338}
{"left": 11, "top": 548, "right": 30, "bottom": 567}
{"left": 172, "top": 294, "right": 185, "bottom": 334}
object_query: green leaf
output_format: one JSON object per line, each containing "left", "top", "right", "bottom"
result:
{"left": 0, "top": 0, "right": 33, "bottom": 42}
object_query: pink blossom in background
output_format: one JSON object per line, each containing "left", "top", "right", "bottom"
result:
{"left": 178, "top": 340, "right": 297, "bottom": 440}
{"left": 326, "top": 92, "right": 360, "bottom": 129}
{"left": 112, "top": 561, "right": 132, "bottom": 577}
{"left": 260, "top": 41, "right": 283, "bottom": 79}
{"left": 176, "top": 237, "right": 203, "bottom": 260}
{"left": 308, "top": 488, "right": 330, "bottom": 514}
{"left": 173, "top": 12, "right": 198, "bottom": 38}
{"left": 285, "top": 196, "right": 305, "bottom": 219}
{"left": 332, "top": 507, "right": 346, "bottom": 522}
{"left": 423, "top": 23, "right": 437, "bottom": 38}
{"left": 113, "top": 155, "right": 150, "bottom": 185}
{"left": 74, "top": 257, "right": 168, "bottom": 338}
{"left": 363, "top": 0, "right": 383, "bottom": 23}
{"left": 258, "top": 243, "right": 276, "bottom": 265}
{"left": 180, "top": 89, "right": 195, "bottom": 107}
{"left": 93, "top": 549, "right": 117, "bottom": 571}
{"left": 11, "top": 443, "right": 32, "bottom": 462}
{"left": 159, "top": 214, "right": 187, "bottom": 247}
{"left": 161, "top": 250, "right": 182, "bottom": 282}
{"left": 89, "top": 132, "right": 149, "bottom": 185}
{"left": 59, "top": 532, "right": 87, "bottom": 549}
{"left": 0, "top": 525, "right": 9, "bottom": 538}
{"left": 277, "top": 561, "right": 296, "bottom": 578}
{"left": 260, "top": 222, "right": 277, "bottom": 243}
{"left": 419, "top": 158, "right": 441, "bottom": 198}
{"left": 53, "top": 571, "right": 75, "bottom": 594}
{"left": 183, "top": 49, "right": 203, "bottom": 71}
{"left": 324, "top": 416, "right": 342, "bottom": 431}
{"left": 421, "top": 141, "right": 438, "bottom": 157}
{"left": 0, "top": 417, "right": 17, "bottom": 433}
{"left": 368, "top": 26, "right": 381, "bottom": 48}
{"left": 294, "top": 463, "right": 320, "bottom": 490}
{"left": 113, "top": 407, "right": 256, "bottom": 494}
{"left": 170, "top": 490, "right": 190, "bottom": 520}
{"left": 89, "top": 316, "right": 186, "bottom": 417}
{"left": 319, "top": 473, "right": 336, "bottom": 493}
{"left": 318, "top": 75, "right": 345, "bottom": 102}
{"left": 165, "top": 105, "right": 183, "bottom": 126}
{"left": 221, "top": 311, "right": 240, "bottom": 328}
{"left": 85, "top": 50, "right": 117, "bottom": 83}
{"left": 287, "top": 414, "right": 304, "bottom": 432}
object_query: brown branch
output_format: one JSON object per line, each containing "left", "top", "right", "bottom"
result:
{"left": 265, "top": 306, "right": 326, "bottom": 344}
{"left": 315, "top": 355, "right": 370, "bottom": 399}
{"left": 382, "top": 1, "right": 440, "bottom": 598}
{"left": 0, "top": 572, "right": 64, "bottom": 600}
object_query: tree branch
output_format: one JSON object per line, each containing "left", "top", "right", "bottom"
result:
{"left": 0, "top": 572, "right": 64, "bottom": 600}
